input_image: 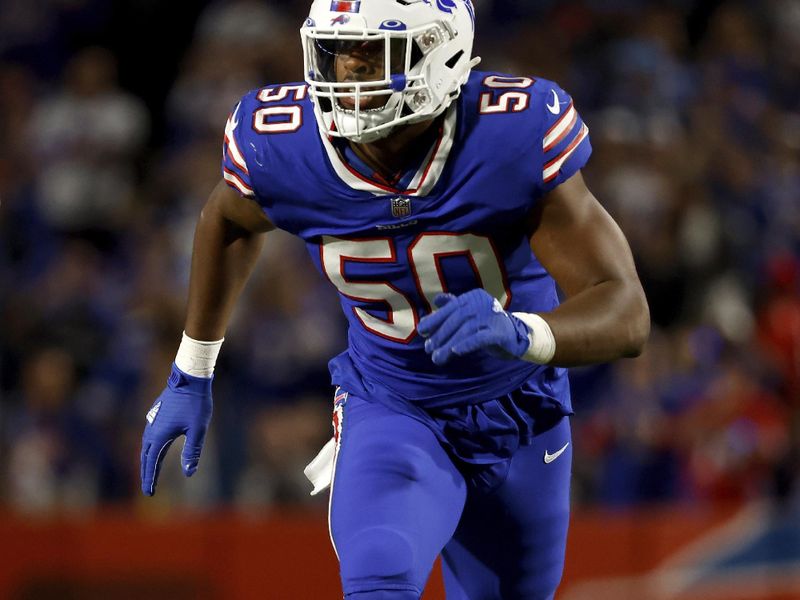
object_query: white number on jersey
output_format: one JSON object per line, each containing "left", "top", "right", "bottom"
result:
{"left": 479, "top": 75, "right": 535, "bottom": 115}
{"left": 253, "top": 85, "right": 308, "bottom": 134}
{"left": 321, "top": 236, "right": 419, "bottom": 343}
{"left": 320, "top": 233, "right": 510, "bottom": 343}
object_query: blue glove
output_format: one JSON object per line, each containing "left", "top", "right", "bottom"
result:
{"left": 417, "top": 290, "right": 531, "bottom": 366}
{"left": 140, "top": 363, "right": 213, "bottom": 496}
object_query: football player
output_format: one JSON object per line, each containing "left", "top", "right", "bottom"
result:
{"left": 140, "top": 0, "right": 650, "bottom": 598}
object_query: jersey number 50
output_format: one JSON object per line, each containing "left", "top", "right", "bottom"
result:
{"left": 479, "top": 75, "right": 535, "bottom": 115}
{"left": 253, "top": 85, "right": 308, "bottom": 134}
{"left": 320, "top": 233, "right": 511, "bottom": 343}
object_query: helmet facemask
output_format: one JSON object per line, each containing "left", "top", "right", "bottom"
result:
{"left": 308, "top": 33, "right": 414, "bottom": 131}
{"left": 301, "top": 1, "right": 478, "bottom": 144}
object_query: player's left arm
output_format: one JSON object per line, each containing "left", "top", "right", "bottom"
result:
{"left": 526, "top": 170, "right": 650, "bottom": 366}
{"left": 419, "top": 79, "right": 648, "bottom": 367}
{"left": 417, "top": 176, "right": 649, "bottom": 368}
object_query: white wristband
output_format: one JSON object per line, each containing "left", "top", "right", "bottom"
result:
{"left": 512, "top": 312, "right": 556, "bottom": 365}
{"left": 175, "top": 331, "right": 224, "bottom": 378}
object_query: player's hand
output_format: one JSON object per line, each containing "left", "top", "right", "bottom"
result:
{"left": 140, "top": 363, "right": 213, "bottom": 496}
{"left": 417, "top": 289, "right": 531, "bottom": 365}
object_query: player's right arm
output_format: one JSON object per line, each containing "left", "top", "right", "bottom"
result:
{"left": 140, "top": 180, "right": 273, "bottom": 496}
{"left": 184, "top": 180, "right": 274, "bottom": 341}
{"left": 140, "top": 88, "right": 277, "bottom": 495}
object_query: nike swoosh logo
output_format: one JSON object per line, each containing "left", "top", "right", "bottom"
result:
{"left": 543, "top": 442, "right": 569, "bottom": 464}
{"left": 546, "top": 89, "right": 560, "bottom": 115}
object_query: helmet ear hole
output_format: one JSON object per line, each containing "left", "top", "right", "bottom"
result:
{"left": 445, "top": 50, "right": 464, "bottom": 69}
{"left": 318, "top": 97, "right": 333, "bottom": 113}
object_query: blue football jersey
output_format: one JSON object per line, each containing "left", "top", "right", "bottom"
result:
{"left": 221, "top": 71, "right": 592, "bottom": 412}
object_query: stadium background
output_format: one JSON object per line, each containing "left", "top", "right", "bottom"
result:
{"left": 0, "top": 0, "right": 798, "bottom": 598}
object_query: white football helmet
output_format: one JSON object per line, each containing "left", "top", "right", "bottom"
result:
{"left": 301, "top": 0, "right": 479, "bottom": 143}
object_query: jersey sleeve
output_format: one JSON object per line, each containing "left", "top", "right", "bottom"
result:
{"left": 535, "top": 81, "right": 592, "bottom": 193}
{"left": 221, "top": 99, "right": 256, "bottom": 198}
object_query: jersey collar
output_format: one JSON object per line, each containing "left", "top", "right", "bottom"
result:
{"left": 317, "top": 105, "right": 457, "bottom": 197}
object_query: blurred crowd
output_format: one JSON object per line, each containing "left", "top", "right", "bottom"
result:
{"left": 0, "top": 0, "right": 798, "bottom": 515}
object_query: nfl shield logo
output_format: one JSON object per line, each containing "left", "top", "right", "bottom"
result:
{"left": 330, "top": 0, "right": 361, "bottom": 12}
{"left": 391, "top": 197, "right": 412, "bottom": 218}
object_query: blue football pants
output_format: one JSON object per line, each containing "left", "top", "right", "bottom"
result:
{"left": 329, "top": 393, "right": 572, "bottom": 599}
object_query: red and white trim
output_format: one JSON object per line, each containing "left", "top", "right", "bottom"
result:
{"left": 224, "top": 104, "right": 249, "bottom": 174}
{"left": 334, "top": 389, "right": 348, "bottom": 405}
{"left": 542, "top": 101, "right": 576, "bottom": 152}
{"left": 327, "top": 401, "right": 345, "bottom": 561}
{"left": 225, "top": 136, "right": 248, "bottom": 174}
{"left": 317, "top": 104, "right": 457, "bottom": 197}
{"left": 543, "top": 104, "right": 578, "bottom": 153}
{"left": 543, "top": 123, "right": 589, "bottom": 183}
{"left": 223, "top": 167, "right": 254, "bottom": 197}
